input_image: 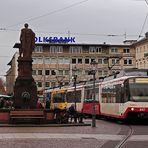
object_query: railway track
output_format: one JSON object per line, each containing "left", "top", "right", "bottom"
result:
{"left": 115, "top": 125, "right": 134, "bottom": 148}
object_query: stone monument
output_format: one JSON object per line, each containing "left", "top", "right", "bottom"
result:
{"left": 13, "top": 23, "right": 37, "bottom": 109}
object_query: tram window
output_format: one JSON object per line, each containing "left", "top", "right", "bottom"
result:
{"left": 115, "top": 84, "right": 122, "bottom": 103}
{"left": 101, "top": 87, "right": 108, "bottom": 103}
{"left": 84, "top": 87, "right": 99, "bottom": 102}
{"left": 124, "top": 80, "right": 130, "bottom": 102}
{"left": 95, "top": 87, "right": 99, "bottom": 101}
{"left": 115, "top": 85, "right": 119, "bottom": 103}
{"left": 53, "top": 93, "right": 66, "bottom": 103}
{"left": 102, "top": 85, "right": 116, "bottom": 103}
{"left": 76, "top": 90, "right": 81, "bottom": 102}
{"left": 66, "top": 92, "right": 74, "bottom": 103}
{"left": 84, "top": 88, "right": 93, "bottom": 102}
{"left": 66, "top": 90, "right": 81, "bottom": 103}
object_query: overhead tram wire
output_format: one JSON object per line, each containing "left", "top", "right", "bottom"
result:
{"left": 138, "top": 0, "right": 148, "bottom": 39}
{"left": 5, "top": 0, "right": 90, "bottom": 29}
{"left": 138, "top": 12, "right": 148, "bottom": 38}
{"left": 0, "top": 28, "right": 140, "bottom": 38}
{"left": 1, "top": 0, "right": 147, "bottom": 40}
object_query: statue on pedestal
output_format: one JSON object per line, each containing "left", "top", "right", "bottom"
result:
{"left": 19, "top": 23, "right": 35, "bottom": 58}
{"left": 14, "top": 23, "right": 37, "bottom": 109}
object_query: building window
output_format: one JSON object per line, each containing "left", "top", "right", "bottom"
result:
{"left": 123, "top": 48, "right": 130, "bottom": 53}
{"left": 78, "top": 58, "right": 82, "bottom": 64}
{"left": 45, "top": 58, "right": 50, "bottom": 64}
{"left": 124, "top": 59, "right": 132, "bottom": 65}
{"left": 58, "top": 46, "right": 63, "bottom": 53}
{"left": 51, "top": 58, "right": 57, "bottom": 64}
{"left": 64, "top": 58, "right": 70, "bottom": 64}
{"left": 89, "top": 47, "right": 102, "bottom": 53}
{"left": 89, "top": 47, "right": 95, "bottom": 53}
{"left": 59, "top": 70, "right": 64, "bottom": 75}
{"left": 112, "top": 59, "right": 119, "bottom": 65}
{"left": 91, "top": 58, "right": 95, "bottom": 63}
{"left": 63, "top": 57, "right": 70, "bottom": 64}
{"left": 45, "top": 70, "right": 50, "bottom": 75}
{"left": 69, "top": 46, "right": 82, "bottom": 53}
{"left": 58, "top": 57, "right": 70, "bottom": 64}
{"left": 144, "top": 46, "right": 145, "bottom": 52}
{"left": 85, "top": 58, "right": 89, "bottom": 64}
{"left": 136, "top": 48, "right": 138, "bottom": 53}
{"left": 37, "top": 57, "right": 43, "bottom": 64}
{"left": 72, "top": 58, "right": 76, "bottom": 64}
{"left": 32, "top": 70, "right": 36, "bottom": 75}
{"left": 32, "top": 58, "right": 38, "bottom": 64}
{"left": 51, "top": 82, "right": 56, "bottom": 87}
{"left": 98, "top": 70, "right": 103, "bottom": 76}
{"left": 96, "top": 47, "right": 102, "bottom": 53}
{"left": 51, "top": 70, "right": 56, "bottom": 75}
{"left": 45, "top": 82, "right": 50, "bottom": 87}
{"left": 98, "top": 59, "right": 103, "bottom": 64}
{"left": 111, "top": 48, "right": 118, "bottom": 53}
{"left": 50, "top": 46, "right": 63, "bottom": 53}
{"left": 104, "top": 58, "right": 108, "bottom": 64}
{"left": 65, "top": 70, "right": 69, "bottom": 75}
{"left": 58, "top": 57, "right": 64, "bottom": 64}
{"left": 38, "top": 70, "right": 42, "bottom": 75}
{"left": 34, "top": 46, "right": 43, "bottom": 52}
{"left": 37, "top": 81, "right": 42, "bottom": 87}
{"left": 98, "top": 58, "right": 108, "bottom": 64}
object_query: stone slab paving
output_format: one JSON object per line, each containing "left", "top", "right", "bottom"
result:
{"left": 0, "top": 133, "right": 147, "bottom": 141}
{"left": 0, "top": 120, "right": 147, "bottom": 148}
{"left": 0, "top": 133, "right": 125, "bottom": 140}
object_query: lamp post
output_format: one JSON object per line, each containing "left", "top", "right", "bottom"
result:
{"left": 72, "top": 66, "right": 78, "bottom": 111}
{"left": 90, "top": 60, "right": 98, "bottom": 127}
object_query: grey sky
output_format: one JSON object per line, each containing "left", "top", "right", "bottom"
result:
{"left": 0, "top": 0, "right": 147, "bottom": 79}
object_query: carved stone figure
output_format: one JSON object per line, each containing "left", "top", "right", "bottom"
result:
{"left": 19, "top": 23, "right": 35, "bottom": 58}
{"left": 13, "top": 23, "right": 37, "bottom": 109}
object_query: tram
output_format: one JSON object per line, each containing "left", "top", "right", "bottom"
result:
{"left": 83, "top": 68, "right": 148, "bottom": 120}
{"left": 45, "top": 87, "right": 67, "bottom": 110}
{"left": 45, "top": 69, "right": 148, "bottom": 120}
{"left": 45, "top": 83, "right": 84, "bottom": 112}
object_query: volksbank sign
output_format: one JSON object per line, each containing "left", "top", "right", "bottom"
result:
{"left": 35, "top": 36, "right": 75, "bottom": 43}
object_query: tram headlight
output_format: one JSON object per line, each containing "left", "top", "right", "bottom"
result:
{"left": 131, "top": 107, "right": 134, "bottom": 111}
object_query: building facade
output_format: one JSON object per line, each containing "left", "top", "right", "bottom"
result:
{"left": 6, "top": 52, "right": 18, "bottom": 94}
{"left": 6, "top": 43, "right": 135, "bottom": 94}
{"left": 133, "top": 32, "right": 148, "bottom": 69}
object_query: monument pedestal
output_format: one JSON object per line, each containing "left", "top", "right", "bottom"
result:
{"left": 13, "top": 57, "right": 37, "bottom": 109}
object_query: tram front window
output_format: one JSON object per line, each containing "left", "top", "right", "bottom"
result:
{"left": 53, "top": 93, "right": 66, "bottom": 103}
{"left": 128, "top": 78, "right": 148, "bottom": 102}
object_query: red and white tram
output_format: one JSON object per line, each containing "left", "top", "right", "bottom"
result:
{"left": 82, "top": 69, "right": 148, "bottom": 120}
{"left": 46, "top": 69, "right": 148, "bottom": 120}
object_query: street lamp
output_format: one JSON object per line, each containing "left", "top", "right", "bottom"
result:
{"left": 89, "top": 60, "right": 98, "bottom": 127}
{"left": 72, "top": 66, "right": 78, "bottom": 111}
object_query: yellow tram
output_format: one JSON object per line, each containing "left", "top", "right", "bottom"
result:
{"left": 46, "top": 88, "right": 68, "bottom": 110}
